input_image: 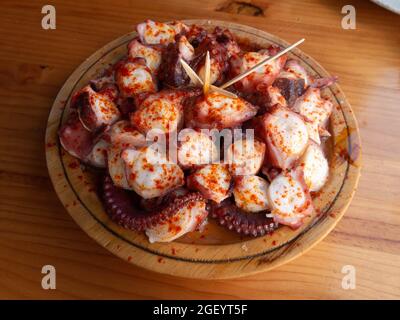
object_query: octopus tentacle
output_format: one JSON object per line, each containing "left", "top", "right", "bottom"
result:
{"left": 102, "top": 175, "right": 206, "bottom": 231}
{"left": 211, "top": 201, "right": 278, "bottom": 237}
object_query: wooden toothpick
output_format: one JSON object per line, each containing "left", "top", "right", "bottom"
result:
{"left": 179, "top": 58, "right": 238, "bottom": 99}
{"left": 209, "top": 85, "right": 237, "bottom": 99}
{"left": 180, "top": 58, "right": 203, "bottom": 86}
{"left": 203, "top": 51, "right": 211, "bottom": 95}
{"left": 219, "top": 38, "right": 305, "bottom": 89}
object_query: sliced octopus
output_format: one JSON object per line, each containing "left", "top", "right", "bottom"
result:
{"left": 128, "top": 38, "right": 162, "bottom": 73}
{"left": 262, "top": 105, "right": 309, "bottom": 170}
{"left": 185, "top": 91, "right": 258, "bottom": 129}
{"left": 268, "top": 167, "right": 314, "bottom": 228}
{"left": 107, "top": 120, "right": 147, "bottom": 189}
{"left": 272, "top": 59, "right": 308, "bottom": 106}
{"left": 121, "top": 145, "right": 184, "bottom": 199}
{"left": 292, "top": 87, "right": 333, "bottom": 144}
{"left": 233, "top": 175, "right": 270, "bottom": 213}
{"left": 115, "top": 57, "right": 157, "bottom": 98}
{"left": 225, "top": 137, "right": 266, "bottom": 176}
{"left": 73, "top": 84, "right": 121, "bottom": 132}
{"left": 187, "top": 164, "right": 232, "bottom": 203}
{"left": 103, "top": 175, "right": 207, "bottom": 237}
{"left": 137, "top": 20, "right": 175, "bottom": 45}
{"left": 299, "top": 142, "right": 329, "bottom": 192}
{"left": 192, "top": 27, "right": 240, "bottom": 85}
{"left": 59, "top": 111, "right": 95, "bottom": 161}
{"left": 230, "top": 46, "right": 287, "bottom": 93}
{"left": 158, "top": 35, "right": 195, "bottom": 87}
{"left": 145, "top": 190, "right": 208, "bottom": 243}
{"left": 130, "top": 89, "right": 199, "bottom": 136}
{"left": 177, "top": 128, "right": 219, "bottom": 168}
{"left": 58, "top": 19, "right": 337, "bottom": 242}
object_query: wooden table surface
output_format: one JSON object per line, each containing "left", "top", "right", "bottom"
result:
{"left": 0, "top": 0, "right": 399, "bottom": 299}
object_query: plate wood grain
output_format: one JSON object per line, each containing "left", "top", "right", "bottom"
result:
{"left": 45, "top": 20, "right": 361, "bottom": 279}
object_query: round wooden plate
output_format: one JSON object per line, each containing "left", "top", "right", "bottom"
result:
{"left": 45, "top": 20, "right": 361, "bottom": 279}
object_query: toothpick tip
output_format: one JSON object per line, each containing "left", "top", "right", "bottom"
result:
{"left": 203, "top": 51, "right": 211, "bottom": 95}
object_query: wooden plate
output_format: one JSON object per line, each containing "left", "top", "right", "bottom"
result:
{"left": 45, "top": 20, "right": 361, "bottom": 279}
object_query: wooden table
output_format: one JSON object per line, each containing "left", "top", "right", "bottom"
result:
{"left": 0, "top": 0, "right": 399, "bottom": 299}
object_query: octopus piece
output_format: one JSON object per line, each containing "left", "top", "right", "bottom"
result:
{"left": 292, "top": 87, "right": 333, "bottom": 144}
{"left": 233, "top": 175, "right": 270, "bottom": 213}
{"left": 131, "top": 89, "right": 198, "bottom": 136}
{"left": 121, "top": 145, "right": 184, "bottom": 199}
{"left": 192, "top": 28, "right": 240, "bottom": 85}
{"left": 158, "top": 35, "right": 195, "bottom": 87}
{"left": 72, "top": 85, "right": 120, "bottom": 132}
{"left": 89, "top": 76, "right": 119, "bottom": 106}
{"left": 268, "top": 167, "right": 314, "bottom": 228}
{"left": 276, "top": 59, "right": 310, "bottom": 86}
{"left": 117, "top": 97, "right": 136, "bottom": 117}
{"left": 109, "top": 120, "right": 147, "bottom": 148}
{"left": 225, "top": 138, "right": 266, "bottom": 176}
{"left": 261, "top": 165, "right": 281, "bottom": 182}
{"left": 107, "top": 121, "right": 147, "bottom": 189}
{"left": 169, "top": 21, "right": 190, "bottom": 36}
{"left": 311, "top": 75, "right": 338, "bottom": 89}
{"left": 145, "top": 194, "right": 208, "bottom": 243}
{"left": 244, "top": 85, "right": 287, "bottom": 115}
{"left": 86, "top": 138, "right": 109, "bottom": 168}
{"left": 262, "top": 105, "right": 309, "bottom": 170}
{"left": 127, "top": 38, "right": 162, "bottom": 73}
{"left": 273, "top": 60, "right": 337, "bottom": 105}
{"left": 213, "top": 27, "right": 241, "bottom": 58}
{"left": 115, "top": 58, "right": 157, "bottom": 98}
{"left": 177, "top": 35, "right": 195, "bottom": 61}
{"left": 89, "top": 74, "right": 115, "bottom": 92}
{"left": 262, "top": 86, "right": 287, "bottom": 108}
{"left": 177, "top": 128, "right": 219, "bottom": 168}
{"left": 98, "top": 84, "right": 119, "bottom": 103}
{"left": 186, "top": 24, "right": 207, "bottom": 47}
{"left": 273, "top": 60, "right": 308, "bottom": 106}
{"left": 136, "top": 20, "right": 187, "bottom": 45}
{"left": 211, "top": 200, "right": 278, "bottom": 237}
{"left": 103, "top": 175, "right": 205, "bottom": 233}
{"left": 273, "top": 77, "right": 306, "bottom": 107}
{"left": 187, "top": 164, "right": 231, "bottom": 203}
{"left": 107, "top": 146, "right": 130, "bottom": 189}
{"left": 59, "top": 111, "right": 94, "bottom": 161}
{"left": 299, "top": 142, "right": 329, "bottom": 192}
{"left": 185, "top": 91, "right": 258, "bottom": 129}
{"left": 195, "top": 48, "right": 226, "bottom": 85}
{"left": 230, "top": 47, "right": 287, "bottom": 93}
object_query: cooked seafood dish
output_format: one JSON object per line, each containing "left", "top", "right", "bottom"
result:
{"left": 59, "top": 20, "right": 337, "bottom": 243}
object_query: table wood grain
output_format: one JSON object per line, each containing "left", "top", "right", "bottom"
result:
{"left": 0, "top": 0, "right": 399, "bottom": 299}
